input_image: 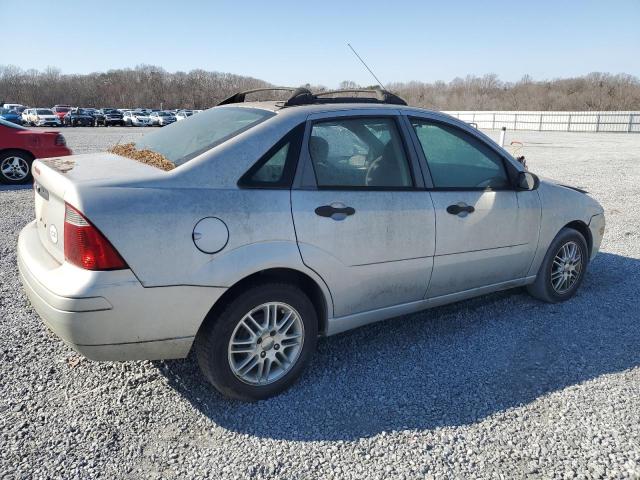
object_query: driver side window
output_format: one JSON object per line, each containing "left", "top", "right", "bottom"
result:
{"left": 411, "top": 120, "right": 510, "bottom": 189}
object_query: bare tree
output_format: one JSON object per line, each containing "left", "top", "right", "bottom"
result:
{"left": 1, "top": 66, "right": 639, "bottom": 110}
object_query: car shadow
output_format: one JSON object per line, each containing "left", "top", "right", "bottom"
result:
{"left": 0, "top": 183, "right": 32, "bottom": 192}
{"left": 156, "top": 252, "right": 640, "bottom": 441}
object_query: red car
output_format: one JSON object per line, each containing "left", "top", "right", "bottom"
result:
{"left": 0, "top": 118, "right": 72, "bottom": 184}
{"left": 52, "top": 105, "right": 72, "bottom": 123}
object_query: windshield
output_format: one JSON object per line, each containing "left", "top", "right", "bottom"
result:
{"left": 37, "top": 109, "right": 54, "bottom": 115}
{"left": 54, "top": 107, "right": 70, "bottom": 113}
{"left": 159, "top": 112, "right": 170, "bottom": 116}
{"left": 0, "top": 108, "right": 12, "bottom": 114}
{"left": 133, "top": 107, "right": 274, "bottom": 166}
{"left": 0, "top": 117, "right": 28, "bottom": 130}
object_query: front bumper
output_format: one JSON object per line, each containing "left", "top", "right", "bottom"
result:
{"left": 588, "top": 213, "right": 606, "bottom": 260}
{"left": 18, "top": 220, "right": 225, "bottom": 361}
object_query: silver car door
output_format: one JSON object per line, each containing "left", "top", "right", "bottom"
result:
{"left": 406, "top": 115, "right": 540, "bottom": 298}
{"left": 291, "top": 111, "right": 436, "bottom": 318}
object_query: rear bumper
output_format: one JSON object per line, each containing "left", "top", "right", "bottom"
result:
{"left": 18, "top": 220, "right": 225, "bottom": 361}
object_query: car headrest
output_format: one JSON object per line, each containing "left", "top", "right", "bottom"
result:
{"left": 309, "top": 135, "right": 329, "bottom": 163}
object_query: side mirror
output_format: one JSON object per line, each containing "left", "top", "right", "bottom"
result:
{"left": 517, "top": 171, "right": 539, "bottom": 191}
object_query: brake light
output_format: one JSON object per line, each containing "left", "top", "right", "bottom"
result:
{"left": 64, "top": 203, "right": 127, "bottom": 270}
{"left": 54, "top": 134, "right": 66, "bottom": 146}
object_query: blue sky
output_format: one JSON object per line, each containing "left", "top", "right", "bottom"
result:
{"left": 2, "top": 0, "right": 638, "bottom": 87}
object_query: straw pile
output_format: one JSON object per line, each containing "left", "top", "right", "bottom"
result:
{"left": 108, "top": 143, "right": 175, "bottom": 171}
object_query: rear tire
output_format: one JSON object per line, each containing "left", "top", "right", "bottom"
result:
{"left": 527, "top": 227, "right": 588, "bottom": 303}
{"left": 195, "top": 282, "right": 318, "bottom": 401}
{"left": 0, "top": 150, "right": 34, "bottom": 184}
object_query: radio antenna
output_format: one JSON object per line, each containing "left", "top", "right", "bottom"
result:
{"left": 347, "top": 43, "right": 387, "bottom": 90}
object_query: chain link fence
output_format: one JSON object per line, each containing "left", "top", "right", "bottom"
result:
{"left": 442, "top": 111, "right": 640, "bottom": 133}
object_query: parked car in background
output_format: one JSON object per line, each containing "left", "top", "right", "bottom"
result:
{"left": 2, "top": 103, "right": 24, "bottom": 111}
{"left": 63, "top": 108, "right": 94, "bottom": 127}
{"left": 123, "top": 111, "right": 151, "bottom": 126}
{"left": 0, "top": 117, "right": 70, "bottom": 184}
{"left": 0, "top": 108, "right": 23, "bottom": 125}
{"left": 149, "top": 111, "right": 176, "bottom": 126}
{"left": 83, "top": 108, "right": 103, "bottom": 126}
{"left": 15, "top": 88, "right": 605, "bottom": 400}
{"left": 52, "top": 105, "right": 72, "bottom": 123}
{"left": 97, "top": 108, "right": 125, "bottom": 126}
{"left": 175, "top": 110, "right": 193, "bottom": 121}
{"left": 23, "top": 108, "right": 61, "bottom": 127}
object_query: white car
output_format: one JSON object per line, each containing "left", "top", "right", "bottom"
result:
{"left": 22, "top": 108, "right": 61, "bottom": 127}
{"left": 175, "top": 110, "right": 193, "bottom": 121}
{"left": 123, "top": 111, "right": 151, "bottom": 127}
{"left": 149, "top": 111, "right": 176, "bottom": 126}
{"left": 18, "top": 88, "right": 605, "bottom": 401}
{"left": 2, "top": 103, "right": 24, "bottom": 111}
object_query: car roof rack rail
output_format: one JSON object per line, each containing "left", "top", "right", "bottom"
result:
{"left": 217, "top": 87, "right": 313, "bottom": 106}
{"left": 217, "top": 87, "right": 407, "bottom": 107}
{"left": 311, "top": 88, "right": 407, "bottom": 106}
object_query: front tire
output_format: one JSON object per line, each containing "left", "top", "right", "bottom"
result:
{"left": 527, "top": 227, "right": 588, "bottom": 303}
{"left": 195, "top": 282, "right": 318, "bottom": 401}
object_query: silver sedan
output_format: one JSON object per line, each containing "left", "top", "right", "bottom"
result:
{"left": 18, "top": 88, "right": 605, "bottom": 401}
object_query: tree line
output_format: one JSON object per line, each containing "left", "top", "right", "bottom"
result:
{"left": 1, "top": 65, "right": 639, "bottom": 111}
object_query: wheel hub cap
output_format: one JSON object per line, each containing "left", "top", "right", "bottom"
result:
{"left": 551, "top": 241, "right": 583, "bottom": 294}
{"left": 228, "top": 302, "right": 304, "bottom": 385}
{"left": 1, "top": 156, "right": 29, "bottom": 181}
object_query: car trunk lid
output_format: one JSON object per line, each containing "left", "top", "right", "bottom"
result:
{"left": 32, "top": 152, "right": 167, "bottom": 264}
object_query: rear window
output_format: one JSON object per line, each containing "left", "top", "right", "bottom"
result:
{"left": 133, "top": 107, "right": 274, "bottom": 166}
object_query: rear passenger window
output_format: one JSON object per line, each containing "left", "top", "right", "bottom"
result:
{"left": 411, "top": 120, "right": 510, "bottom": 189}
{"left": 309, "top": 117, "right": 413, "bottom": 188}
{"left": 238, "top": 123, "right": 304, "bottom": 188}
{"left": 249, "top": 144, "right": 289, "bottom": 183}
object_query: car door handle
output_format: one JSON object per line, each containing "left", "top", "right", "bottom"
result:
{"left": 446, "top": 203, "right": 475, "bottom": 216}
{"left": 315, "top": 204, "right": 356, "bottom": 219}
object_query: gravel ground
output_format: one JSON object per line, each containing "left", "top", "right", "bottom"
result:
{"left": 1, "top": 128, "right": 639, "bottom": 479}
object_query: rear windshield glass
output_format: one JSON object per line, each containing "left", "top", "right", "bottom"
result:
{"left": 133, "top": 107, "right": 274, "bottom": 166}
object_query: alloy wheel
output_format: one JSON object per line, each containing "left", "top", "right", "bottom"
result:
{"left": 228, "top": 302, "right": 304, "bottom": 385}
{"left": 1, "top": 156, "right": 30, "bottom": 181}
{"left": 551, "top": 240, "right": 583, "bottom": 294}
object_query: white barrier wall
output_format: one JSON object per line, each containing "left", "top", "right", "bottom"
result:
{"left": 442, "top": 111, "right": 640, "bottom": 133}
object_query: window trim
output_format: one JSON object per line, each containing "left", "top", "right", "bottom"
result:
{"left": 406, "top": 116, "right": 520, "bottom": 192}
{"left": 237, "top": 122, "right": 305, "bottom": 189}
{"left": 301, "top": 114, "right": 423, "bottom": 191}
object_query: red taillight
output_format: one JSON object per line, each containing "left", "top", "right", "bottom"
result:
{"left": 55, "top": 134, "right": 66, "bottom": 146}
{"left": 64, "top": 203, "right": 127, "bottom": 271}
